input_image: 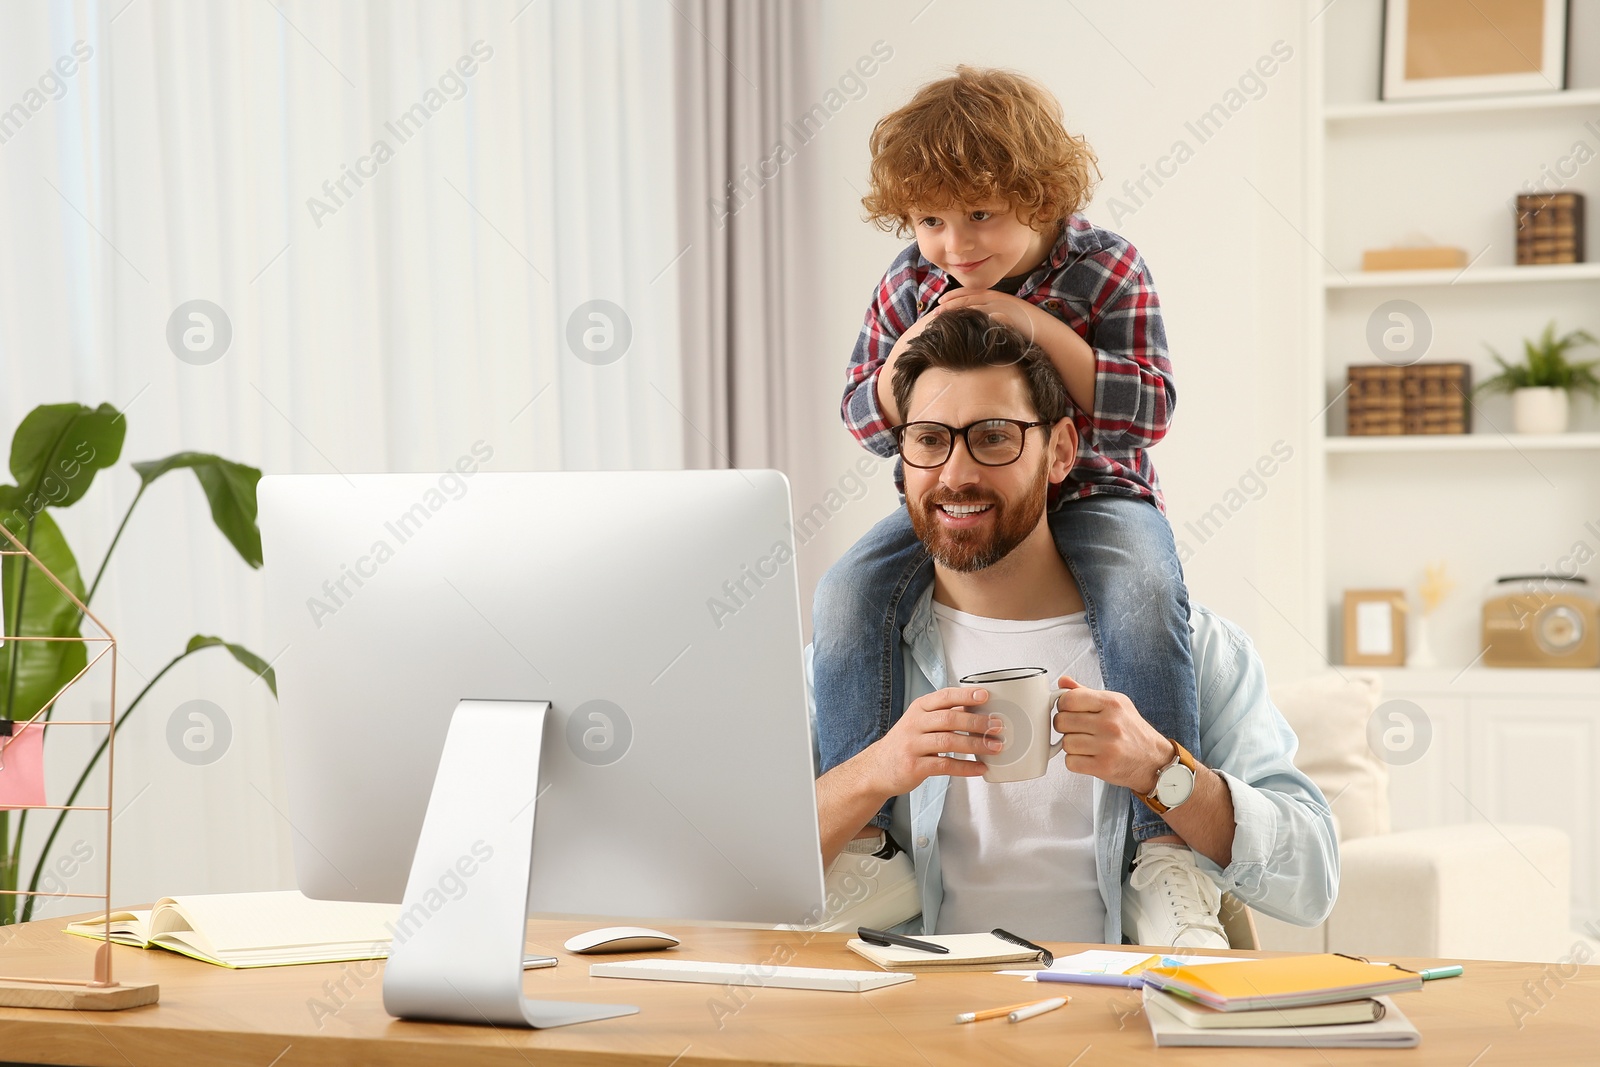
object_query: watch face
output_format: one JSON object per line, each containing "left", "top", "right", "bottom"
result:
{"left": 1155, "top": 765, "right": 1194, "bottom": 807}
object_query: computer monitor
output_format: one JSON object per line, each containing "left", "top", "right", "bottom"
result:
{"left": 259, "top": 469, "right": 825, "bottom": 1027}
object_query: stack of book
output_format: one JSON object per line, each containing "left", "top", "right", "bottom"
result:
{"left": 1515, "top": 192, "right": 1585, "bottom": 265}
{"left": 1141, "top": 953, "right": 1424, "bottom": 1048}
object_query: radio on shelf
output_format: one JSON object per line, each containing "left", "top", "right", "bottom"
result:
{"left": 1482, "top": 576, "right": 1600, "bottom": 668}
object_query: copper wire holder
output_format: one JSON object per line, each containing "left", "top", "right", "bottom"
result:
{"left": 0, "top": 519, "right": 158, "bottom": 1010}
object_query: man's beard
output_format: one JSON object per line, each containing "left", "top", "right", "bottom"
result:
{"left": 907, "top": 456, "right": 1050, "bottom": 573}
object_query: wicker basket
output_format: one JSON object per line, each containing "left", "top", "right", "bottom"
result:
{"left": 1515, "top": 192, "right": 1585, "bottom": 266}
{"left": 1402, "top": 362, "right": 1471, "bottom": 434}
{"left": 1347, "top": 364, "right": 1405, "bottom": 436}
{"left": 1346, "top": 362, "right": 1471, "bottom": 436}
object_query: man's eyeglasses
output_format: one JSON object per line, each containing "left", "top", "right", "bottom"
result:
{"left": 890, "top": 418, "right": 1049, "bottom": 469}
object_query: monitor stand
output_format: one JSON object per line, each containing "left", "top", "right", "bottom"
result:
{"left": 382, "top": 699, "right": 638, "bottom": 1028}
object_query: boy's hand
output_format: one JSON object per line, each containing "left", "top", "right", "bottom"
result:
{"left": 933, "top": 290, "right": 1098, "bottom": 413}
{"left": 877, "top": 305, "right": 945, "bottom": 423}
{"left": 934, "top": 289, "right": 1052, "bottom": 347}
{"left": 1051, "top": 673, "right": 1172, "bottom": 794}
{"left": 890, "top": 303, "right": 945, "bottom": 356}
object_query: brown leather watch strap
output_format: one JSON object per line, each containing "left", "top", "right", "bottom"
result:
{"left": 1137, "top": 739, "right": 1199, "bottom": 815}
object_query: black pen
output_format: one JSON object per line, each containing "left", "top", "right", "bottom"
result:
{"left": 857, "top": 926, "right": 950, "bottom": 954}
{"left": 992, "top": 927, "right": 1053, "bottom": 968}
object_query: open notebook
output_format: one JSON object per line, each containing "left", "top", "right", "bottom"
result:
{"left": 64, "top": 891, "right": 400, "bottom": 969}
{"left": 846, "top": 932, "right": 1047, "bottom": 972}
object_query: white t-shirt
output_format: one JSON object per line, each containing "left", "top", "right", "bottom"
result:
{"left": 932, "top": 601, "right": 1107, "bottom": 941}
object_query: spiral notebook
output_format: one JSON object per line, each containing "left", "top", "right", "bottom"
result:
{"left": 1142, "top": 953, "right": 1423, "bottom": 1012}
{"left": 1144, "top": 989, "right": 1420, "bottom": 1048}
{"left": 1147, "top": 987, "right": 1387, "bottom": 1029}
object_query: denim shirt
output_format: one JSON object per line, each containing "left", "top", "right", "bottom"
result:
{"left": 808, "top": 592, "right": 1339, "bottom": 944}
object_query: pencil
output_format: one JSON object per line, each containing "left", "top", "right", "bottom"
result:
{"left": 1009, "top": 997, "right": 1069, "bottom": 1023}
{"left": 955, "top": 996, "right": 1070, "bottom": 1024}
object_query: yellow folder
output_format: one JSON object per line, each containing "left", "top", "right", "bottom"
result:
{"left": 1145, "top": 954, "right": 1423, "bottom": 1011}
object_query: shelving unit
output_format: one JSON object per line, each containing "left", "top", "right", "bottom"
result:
{"left": 1324, "top": 432, "right": 1600, "bottom": 454}
{"left": 1308, "top": 0, "right": 1600, "bottom": 930}
{"left": 1308, "top": 0, "right": 1600, "bottom": 662}
{"left": 1371, "top": 666, "right": 1600, "bottom": 697}
{"left": 1325, "top": 86, "right": 1600, "bottom": 122}
{"left": 1324, "top": 262, "right": 1600, "bottom": 288}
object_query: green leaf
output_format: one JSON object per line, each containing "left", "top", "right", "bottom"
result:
{"left": 8, "top": 403, "right": 125, "bottom": 511}
{"left": 185, "top": 634, "right": 277, "bottom": 698}
{"left": 0, "top": 486, "right": 89, "bottom": 723}
{"left": 132, "top": 453, "right": 263, "bottom": 568}
{"left": 1476, "top": 349, "right": 1524, "bottom": 395}
{"left": 1477, "top": 324, "right": 1600, "bottom": 396}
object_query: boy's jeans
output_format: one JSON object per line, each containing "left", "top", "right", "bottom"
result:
{"left": 812, "top": 493, "right": 1201, "bottom": 842}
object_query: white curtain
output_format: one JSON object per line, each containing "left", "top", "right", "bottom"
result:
{"left": 0, "top": 1, "right": 683, "bottom": 910}
{"left": 673, "top": 0, "right": 818, "bottom": 470}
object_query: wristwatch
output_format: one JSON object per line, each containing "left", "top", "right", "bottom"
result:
{"left": 1137, "top": 739, "right": 1198, "bottom": 815}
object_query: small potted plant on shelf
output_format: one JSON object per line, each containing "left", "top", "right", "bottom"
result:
{"left": 1476, "top": 321, "right": 1600, "bottom": 434}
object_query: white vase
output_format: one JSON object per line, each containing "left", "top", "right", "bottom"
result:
{"left": 1407, "top": 613, "right": 1437, "bottom": 669}
{"left": 1512, "top": 387, "right": 1569, "bottom": 434}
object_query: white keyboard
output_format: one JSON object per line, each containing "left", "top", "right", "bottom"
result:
{"left": 589, "top": 958, "right": 916, "bottom": 992}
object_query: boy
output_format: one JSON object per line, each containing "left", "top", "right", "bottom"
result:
{"left": 813, "top": 66, "right": 1222, "bottom": 946}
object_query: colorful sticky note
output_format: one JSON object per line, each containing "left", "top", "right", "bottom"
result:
{"left": 0, "top": 720, "right": 47, "bottom": 809}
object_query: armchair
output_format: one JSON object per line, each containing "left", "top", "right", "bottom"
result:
{"left": 1251, "top": 672, "right": 1571, "bottom": 963}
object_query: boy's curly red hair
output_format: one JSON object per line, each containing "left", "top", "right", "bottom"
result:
{"left": 862, "top": 66, "right": 1099, "bottom": 238}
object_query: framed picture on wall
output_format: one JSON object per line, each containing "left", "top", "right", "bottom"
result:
{"left": 1381, "top": 0, "right": 1570, "bottom": 101}
{"left": 1343, "top": 589, "right": 1408, "bottom": 667}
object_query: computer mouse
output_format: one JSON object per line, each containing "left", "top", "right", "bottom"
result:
{"left": 563, "top": 926, "right": 681, "bottom": 954}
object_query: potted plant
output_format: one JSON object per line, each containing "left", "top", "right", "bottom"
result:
{"left": 1476, "top": 321, "right": 1600, "bottom": 434}
{"left": 1, "top": 402, "right": 273, "bottom": 925}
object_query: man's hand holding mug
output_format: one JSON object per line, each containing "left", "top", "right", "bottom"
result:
{"left": 1052, "top": 673, "right": 1174, "bottom": 795}
{"left": 852, "top": 670, "right": 1173, "bottom": 800}
{"left": 854, "top": 686, "right": 998, "bottom": 798}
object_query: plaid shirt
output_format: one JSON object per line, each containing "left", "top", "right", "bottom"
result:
{"left": 841, "top": 214, "right": 1173, "bottom": 510}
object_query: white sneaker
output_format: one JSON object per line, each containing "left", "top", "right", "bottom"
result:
{"left": 794, "top": 836, "right": 919, "bottom": 934}
{"left": 1121, "top": 842, "right": 1228, "bottom": 949}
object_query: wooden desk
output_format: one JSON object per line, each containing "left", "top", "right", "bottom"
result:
{"left": 1, "top": 915, "right": 1597, "bottom": 1066}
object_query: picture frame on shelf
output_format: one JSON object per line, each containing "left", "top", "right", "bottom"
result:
{"left": 1381, "top": 0, "right": 1569, "bottom": 101}
{"left": 1342, "top": 589, "right": 1408, "bottom": 666}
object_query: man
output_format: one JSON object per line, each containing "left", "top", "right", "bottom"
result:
{"left": 812, "top": 308, "right": 1337, "bottom": 946}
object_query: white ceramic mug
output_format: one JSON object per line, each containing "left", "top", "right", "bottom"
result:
{"left": 958, "top": 666, "right": 1069, "bottom": 784}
